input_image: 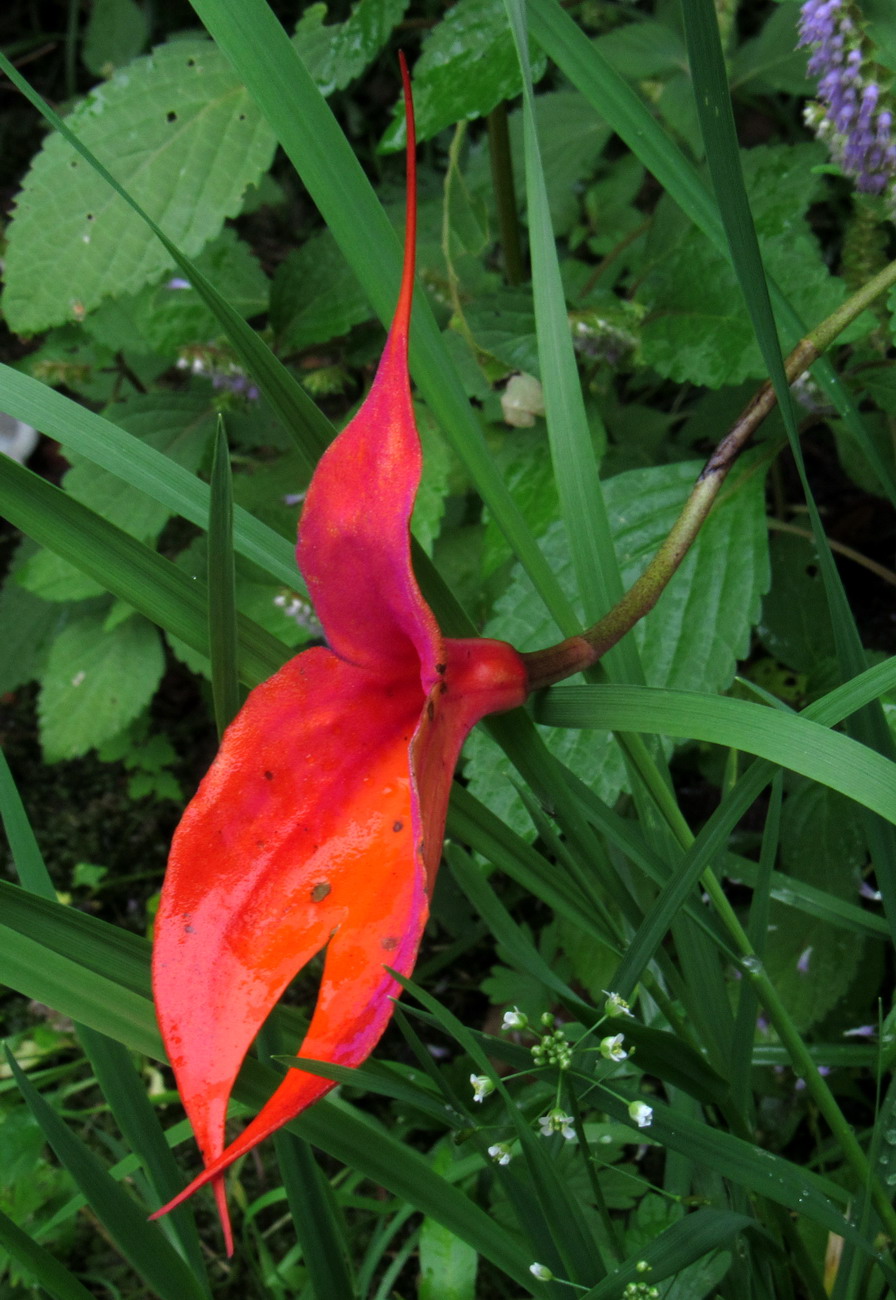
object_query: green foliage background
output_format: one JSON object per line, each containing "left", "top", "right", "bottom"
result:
{"left": 1, "top": 0, "right": 896, "bottom": 1297}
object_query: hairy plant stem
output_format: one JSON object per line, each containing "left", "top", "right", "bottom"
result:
{"left": 522, "top": 253, "right": 896, "bottom": 692}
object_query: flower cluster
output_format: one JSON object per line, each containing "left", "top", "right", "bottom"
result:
{"left": 798, "top": 0, "right": 896, "bottom": 205}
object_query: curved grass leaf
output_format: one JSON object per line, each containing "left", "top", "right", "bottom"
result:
{"left": 0, "top": 453, "right": 288, "bottom": 687}
{"left": 537, "top": 683, "right": 896, "bottom": 826}
{"left": 0, "top": 1206, "right": 96, "bottom": 1300}
{"left": 5, "top": 1050, "right": 209, "bottom": 1300}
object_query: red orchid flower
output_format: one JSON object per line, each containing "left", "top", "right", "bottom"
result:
{"left": 150, "top": 57, "right": 528, "bottom": 1253}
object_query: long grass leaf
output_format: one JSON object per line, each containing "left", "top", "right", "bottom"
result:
{"left": 0, "top": 454, "right": 288, "bottom": 685}
{"left": 0, "top": 1206, "right": 96, "bottom": 1300}
{"left": 538, "top": 684, "right": 896, "bottom": 826}
{"left": 5, "top": 1049, "right": 209, "bottom": 1300}
{"left": 208, "top": 421, "right": 242, "bottom": 735}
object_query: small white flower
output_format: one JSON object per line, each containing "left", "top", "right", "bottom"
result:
{"left": 501, "top": 1006, "right": 528, "bottom": 1031}
{"left": 470, "top": 1074, "right": 494, "bottom": 1103}
{"left": 487, "top": 1142, "right": 512, "bottom": 1165}
{"left": 603, "top": 990, "right": 634, "bottom": 1018}
{"left": 628, "top": 1100, "right": 653, "bottom": 1129}
{"left": 537, "top": 1107, "right": 576, "bottom": 1141}
{"left": 600, "top": 1033, "right": 628, "bottom": 1062}
{"left": 529, "top": 1262, "right": 553, "bottom": 1281}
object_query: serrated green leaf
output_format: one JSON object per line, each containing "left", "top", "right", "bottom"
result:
{"left": 0, "top": 547, "right": 70, "bottom": 689}
{"left": 3, "top": 38, "right": 276, "bottom": 333}
{"left": 730, "top": 1, "right": 810, "bottom": 96}
{"left": 468, "top": 459, "right": 769, "bottom": 832}
{"left": 638, "top": 145, "right": 862, "bottom": 387}
{"left": 294, "top": 0, "right": 408, "bottom": 96}
{"left": 38, "top": 608, "right": 165, "bottom": 761}
{"left": 270, "top": 229, "right": 373, "bottom": 351}
{"left": 82, "top": 0, "right": 148, "bottom": 77}
{"left": 381, "top": 0, "right": 546, "bottom": 150}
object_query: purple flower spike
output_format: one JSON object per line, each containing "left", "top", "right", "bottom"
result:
{"left": 800, "top": 0, "right": 896, "bottom": 206}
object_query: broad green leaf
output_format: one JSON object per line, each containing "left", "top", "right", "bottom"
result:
{"left": 82, "top": 0, "right": 148, "bottom": 77}
{"left": 270, "top": 229, "right": 372, "bottom": 351}
{"left": 37, "top": 608, "right": 165, "bottom": 761}
{"left": 463, "top": 288, "right": 540, "bottom": 376}
{"left": 467, "top": 459, "right": 769, "bottom": 831}
{"left": 381, "top": 0, "right": 546, "bottom": 150}
{"left": 3, "top": 38, "right": 277, "bottom": 333}
{"left": 764, "top": 785, "right": 868, "bottom": 1031}
{"left": 294, "top": 0, "right": 408, "bottom": 96}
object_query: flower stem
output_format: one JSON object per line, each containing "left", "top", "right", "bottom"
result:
{"left": 523, "top": 254, "right": 896, "bottom": 691}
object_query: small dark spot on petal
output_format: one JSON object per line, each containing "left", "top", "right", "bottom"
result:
{"left": 436, "top": 663, "right": 446, "bottom": 674}
{"left": 393, "top": 820, "right": 404, "bottom": 833}
{"left": 381, "top": 936, "right": 398, "bottom": 951}
{"left": 255, "top": 838, "right": 266, "bottom": 848}
{"left": 311, "top": 882, "right": 331, "bottom": 902}
{"left": 439, "top": 682, "right": 448, "bottom": 694}
{"left": 184, "top": 924, "right": 195, "bottom": 934}
{"left": 426, "top": 700, "right": 435, "bottom": 721}
{"left": 264, "top": 770, "right": 274, "bottom": 780}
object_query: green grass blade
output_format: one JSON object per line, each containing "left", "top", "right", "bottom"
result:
{"left": 537, "top": 684, "right": 896, "bottom": 826}
{"left": 503, "top": 0, "right": 628, "bottom": 648}
{"left": 0, "top": 1205, "right": 96, "bottom": 1300}
{"left": 78, "top": 1029, "right": 209, "bottom": 1281}
{"left": 0, "top": 761, "right": 207, "bottom": 1275}
{"left": 272, "top": 1129, "right": 358, "bottom": 1300}
{"left": 0, "top": 453, "right": 288, "bottom": 686}
{"left": 4, "top": 1049, "right": 209, "bottom": 1300}
{"left": 208, "top": 420, "right": 242, "bottom": 735}
{"left": 0, "top": 365, "right": 298, "bottom": 589}
{"left": 0, "top": 749, "right": 55, "bottom": 901}
{"left": 0, "top": 922, "right": 162, "bottom": 1057}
